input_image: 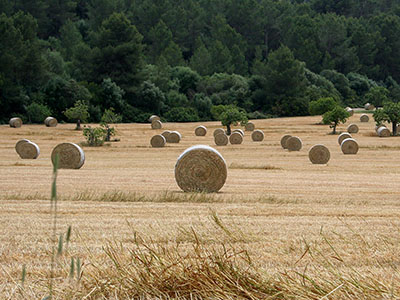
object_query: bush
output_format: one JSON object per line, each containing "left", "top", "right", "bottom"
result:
{"left": 165, "top": 107, "right": 199, "bottom": 122}
{"left": 309, "top": 97, "right": 337, "bottom": 116}
{"left": 83, "top": 126, "right": 106, "bottom": 146}
{"left": 26, "top": 102, "right": 52, "bottom": 123}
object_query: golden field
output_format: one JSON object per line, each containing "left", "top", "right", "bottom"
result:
{"left": 1, "top": 114, "right": 400, "bottom": 299}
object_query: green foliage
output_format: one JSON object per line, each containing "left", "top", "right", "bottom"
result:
{"left": 26, "top": 102, "right": 51, "bottom": 123}
{"left": 83, "top": 126, "right": 106, "bottom": 146}
{"left": 373, "top": 109, "right": 386, "bottom": 126}
{"left": 309, "top": 97, "right": 338, "bottom": 116}
{"left": 322, "top": 106, "right": 350, "bottom": 134}
{"left": 165, "top": 107, "right": 199, "bottom": 122}
{"left": 101, "top": 107, "right": 122, "bottom": 141}
{"left": 365, "top": 86, "right": 390, "bottom": 107}
{"left": 212, "top": 105, "right": 248, "bottom": 134}
{"left": 64, "top": 100, "right": 90, "bottom": 129}
{"left": 380, "top": 102, "right": 400, "bottom": 135}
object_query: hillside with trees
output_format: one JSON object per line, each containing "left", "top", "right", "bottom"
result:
{"left": 1, "top": 0, "right": 400, "bottom": 123}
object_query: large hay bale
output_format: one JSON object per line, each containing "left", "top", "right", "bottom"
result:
{"left": 15, "top": 139, "right": 40, "bottom": 159}
{"left": 286, "top": 136, "right": 302, "bottom": 151}
{"left": 44, "top": 117, "right": 58, "bottom": 127}
{"left": 232, "top": 129, "right": 244, "bottom": 136}
{"left": 360, "top": 114, "right": 369, "bottom": 122}
{"left": 213, "top": 128, "right": 225, "bottom": 137}
{"left": 338, "top": 132, "right": 352, "bottom": 145}
{"left": 161, "top": 130, "right": 171, "bottom": 139}
{"left": 151, "top": 120, "right": 162, "bottom": 129}
{"left": 377, "top": 126, "right": 391, "bottom": 137}
{"left": 346, "top": 107, "right": 354, "bottom": 116}
{"left": 229, "top": 132, "right": 243, "bottom": 144}
{"left": 341, "top": 138, "right": 359, "bottom": 155}
{"left": 251, "top": 129, "right": 264, "bottom": 142}
{"left": 245, "top": 122, "right": 255, "bottom": 131}
{"left": 9, "top": 117, "right": 22, "bottom": 128}
{"left": 167, "top": 131, "right": 181, "bottom": 143}
{"left": 148, "top": 115, "right": 160, "bottom": 123}
{"left": 280, "top": 134, "right": 292, "bottom": 149}
{"left": 174, "top": 145, "right": 227, "bottom": 193}
{"left": 51, "top": 143, "right": 85, "bottom": 169}
{"left": 150, "top": 134, "right": 166, "bottom": 147}
{"left": 308, "top": 144, "right": 330, "bottom": 164}
{"left": 214, "top": 133, "right": 228, "bottom": 146}
{"left": 195, "top": 125, "right": 207, "bottom": 136}
{"left": 347, "top": 123, "right": 359, "bottom": 133}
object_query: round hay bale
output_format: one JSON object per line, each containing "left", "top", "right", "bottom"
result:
{"left": 151, "top": 120, "right": 162, "bottom": 129}
{"left": 15, "top": 139, "right": 30, "bottom": 155}
{"left": 229, "top": 132, "right": 243, "bottom": 144}
{"left": 232, "top": 129, "right": 244, "bottom": 136}
{"left": 375, "top": 124, "right": 387, "bottom": 133}
{"left": 161, "top": 130, "right": 171, "bottom": 139}
{"left": 286, "top": 136, "right": 302, "bottom": 151}
{"left": 341, "top": 138, "right": 359, "bottom": 155}
{"left": 280, "top": 135, "right": 292, "bottom": 149}
{"left": 360, "top": 114, "right": 369, "bottom": 122}
{"left": 346, "top": 107, "right": 354, "bottom": 116}
{"left": 308, "top": 144, "right": 330, "bottom": 164}
{"left": 347, "top": 123, "right": 359, "bottom": 134}
{"left": 214, "top": 133, "right": 228, "bottom": 146}
{"left": 245, "top": 122, "right": 255, "bottom": 131}
{"left": 51, "top": 143, "right": 85, "bottom": 169}
{"left": 150, "top": 134, "right": 166, "bottom": 147}
{"left": 251, "top": 129, "right": 264, "bottom": 142}
{"left": 364, "top": 103, "right": 375, "bottom": 110}
{"left": 213, "top": 128, "right": 225, "bottom": 137}
{"left": 377, "top": 126, "right": 391, "bottom": 137}
{"left": 44, "top": 116, "right": 58, "bottom": 127}
{"left": 16, "top": 141, "right": 40, "bottom": 159}
{"left": 167, "top": 131, "right": 181, "bottom": 143}
{"left": 174, "top": 145, "right": 227, "bottom": 193}
{"left": 338, "top": 132, "right": 352, "bottom": 145}
{"left": 9, "top": 117, "right": 22, "bottom": 128}
{"left": 195, "top": 125, "right": 207, "bottom": 136}
{"left": 148, "top": 115, "right": 160, "bottom": 123}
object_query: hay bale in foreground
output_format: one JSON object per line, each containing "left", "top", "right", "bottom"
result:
{"left": 51, "top": 143, "right": 85, "bottom": 169}
{"left": 360, "top": 114, "right": 369, "bottom": 122}
{"left": 214, "top": 133, "right": 228, "bottom": 146}
{"left": 150, "top": 134, "right": 166, "bottom": 147}
{"left": 195, "top": 125, "right": 207, "bottom": 136}
{"left": 148, "top": 115, "right": 160, "bottom": 123}
{"left": 286, "top": 136, "right": 302, "bottom": 151}
{"left": 229, "top": 132, "right": 243, "bottom": 144}
{"left": 280, "top": 135, "right": 292, "bottom": 149}
{"left": 151, "top": 120, "right": 162, "bottom": 129}
{"left": 341, "top": 138, "right": 359, "bottom": 155}
{"left": 245, "top": 122, "right": 255, "bottom": 131}
{"left": 161, "top": 130, "right": 171, "bottom": 139}
{"left": 347, "top": 123, "right": 359, "bottom": 133}
{"left": 338, "top": 132, "right": 352, "bottom": 145}
{"left": 232, "top": 129, "right": 244, "bottom": 136}
{"left": 44, "top": 117, "right": 58, "bottom": 127}
{"left": 308, "top": 144, "right": 330, "bottom": 164}
{"left": 175, "top": 145, "right": 227, "bottom": 192}
{"left": 213, "top": 128, "right": 225, "bottom": 137}
{"left": 377, "top": 127, "right": 391, "bottom": 137}
{"left": 9, "top": 117, "right": 22, "bottom": 128}
{"left": 251, "top": 130, "right": 264, "bottom": 142}
{"left": 167, "top": 131, "right": 181, "bottom": 143}
{"left": 15, "top": 139, "right": 40, "bottom": 159}
{"left": 346, "top": 107, "right": 354, "bottom": 116}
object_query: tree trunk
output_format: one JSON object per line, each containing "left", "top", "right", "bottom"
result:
{"left": 393, "top": 122, "right": 397, "bottom": 136}
{"left": 105, "top": 127, "right": 111, "bottom": 142}
{"left": 75, "top": 119, "right": 81, "bottom": 130}
{"left": 226, "top": 124, "right": 231, "bottom": 135}
{"left": 332, "top": 123, "right": 337, "bottom": 134}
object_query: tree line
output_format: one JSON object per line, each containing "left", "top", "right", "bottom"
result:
{"left": 1, "top": 0, "right": 400, "bottom": 124}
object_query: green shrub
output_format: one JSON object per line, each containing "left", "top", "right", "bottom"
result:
{"left": 26, "top": 102, "right": 52, "bottom": 123}
{"left": 165, "top": 107, "right": 199, "bottom": 122}
{"left": 309, "top": 97, "right": 337, "bottom": 116}
{"left": 83, "top": 126, "right": 106, "bottom": 146}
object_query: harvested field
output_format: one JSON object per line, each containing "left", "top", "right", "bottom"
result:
{"left": 1, "top": 114, "right": 400, "bottom": 299}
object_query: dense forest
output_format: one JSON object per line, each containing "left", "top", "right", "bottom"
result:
{"left": 1, "top": 0, "right": 400, "bottom": 124}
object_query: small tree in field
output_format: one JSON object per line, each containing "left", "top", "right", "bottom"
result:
{"left": 64, "top": 100, "right": 89, "bottom": 130}
{"left": 211, "top": 105, "right": 248, "bottom": 135}
{"left": 101, "top": 108, "right": 122, "bottom": 141}
{"left": 323, "top": 106, "right": 349, "bottom": 134}
{"left": 381, "top": 102, "right": 400, "bottom": 135}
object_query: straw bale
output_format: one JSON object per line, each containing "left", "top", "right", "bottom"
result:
{"left": 9, "top": 117, "right": 22, "bottom": 128}
{"left": 195, "top": 125, "right": 207, "bottom": 136}
{"left": 338, "top": 132, "right": 352, "bottom": 145}
{"left": 16, "top": 140, "right": 40, "bottom": 159}
{"left": 341, "top": 138, "right": 359, "bottom": 155}
{"left": 44, "top": 117, "right": 58, "bottom": 127}
{"left": 167, "top": 131, "right": 181, "bottom": 143}
{"left": 286, "top": 136, "right": 302, "bottom": 151}
{"left": 346, "top": 107, "right": 354, "bottom": 116}
{"left": 232, "top": 129, "right": 244, "bottom": 136}
{"left": 347, "top": 123, "right": 359, "bottom": 133}
{"left": 213, "top": 128, "right": 225, "bottom": 137}
{"left": 251, "top": 129, "right": 264, "bottom": 142}
{"left": 377, "top": 127, "right": 390, "bottom": 137}
{"left": 51, "top": 143, "right": 85, "bottom": 169}
{"left": 151, "top": 120, "right": 162, "bottom": 129}
{"left": 148, "top": 115, "right": 160, "bottom": 122}
{"left": 280, "top": 135, "right": 292, "bottom": 149}
{"left": 161, "top": 130, "right": 171, "bottom": 139}
{"left": 360, "top": 114, "right": 369, "bottom": 122}
{"left": 174, "top": 145, "right": 227, "bottom": 192}
{"left": 245, "top": 122, "right": 255, "bottom": 131}
{"left": 150, "top": 135, "right": 166, "bottom": 147}
{"left": 214, "top": 133, "right": 228, "bottom": 146}
{"left": 229, "top": 132, "right": 243, "bottom": 144}
{"left": 308, "top": 144, "right": 330, "bottom": 164}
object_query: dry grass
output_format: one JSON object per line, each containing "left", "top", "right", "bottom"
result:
{"left": 1, "top": 115, "right": 400, "bottom": 298}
